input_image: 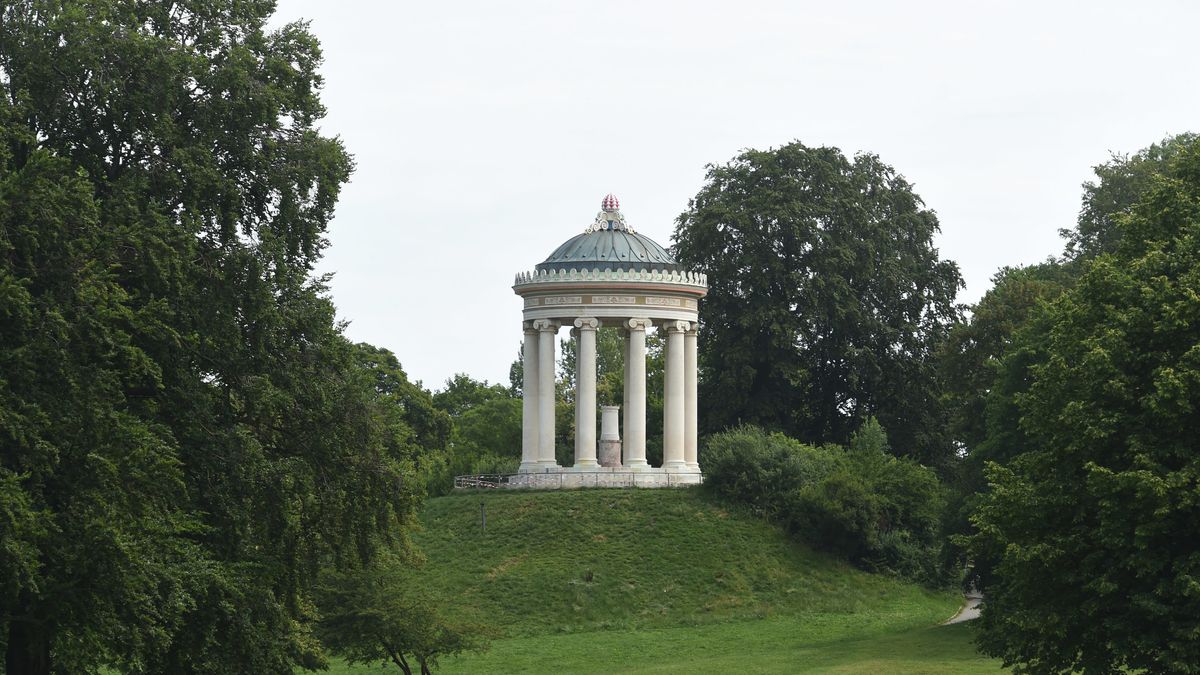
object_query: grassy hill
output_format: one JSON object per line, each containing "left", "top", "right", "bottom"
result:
{"left": 332, "top": 487, "right": 1000, "bottom": 673}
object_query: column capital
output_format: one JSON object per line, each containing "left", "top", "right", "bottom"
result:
{"left": 573, "top": 317, "right": 600, "bottom": 331}
{"left": 686, "top": 323, "right": 700, "bottom": 336}
{"left": 664, "top": 320, "right": 692, "bottom": 334}
{"left": 523, "top": 320, "right": 539, "bottom": 334}
{"left": 533, "top": 319, "right": 560, "bottom": 332}
{"left": 626, "top": 317, "right": 653, "bottom": 331}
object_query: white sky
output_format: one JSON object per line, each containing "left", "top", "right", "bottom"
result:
{"left": 273, "top": 0, "right": 1200, "bottom": 389}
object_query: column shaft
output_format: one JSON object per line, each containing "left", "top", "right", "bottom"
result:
{"left": 520, "top": 323, "right": 539, "bottom": 472}
{"left": 574, "top": 318, "right": 599, "bottom": 468}
{"left": 684, "top": 326, "right": 699, "bottom": 471}
{"left": 625, "top": 319, "right": 650, "bottom": 468}
{"left": 536, "top": 320, "right": 559, "bottom": 468}
{"left": 662, "top": 321, "right": 688, "bottom": 470}
{"left": 622, "top": 329, "right": 630, "bottom": 464}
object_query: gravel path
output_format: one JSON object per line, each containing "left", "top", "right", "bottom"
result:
{"left": 944, "top": 591, "right": 983, "bottom": 624}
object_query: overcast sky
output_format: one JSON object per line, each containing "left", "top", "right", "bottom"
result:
{"left": 272, "top": 0, "right": 1200, "bottom": 389}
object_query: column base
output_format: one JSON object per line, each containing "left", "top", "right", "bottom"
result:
{"left": 624, "top": 460, "right": 651, "bottom": 470}
{"left": 685, "top": 462, "right": 701, "bottom": 472}
{"left": 517, "top": 462, "right": 542, "bottom": 474}
{"left": 662, "top": 460, "right": 690, "bottom": 472}
{"left": 569, "top": 460, "right": 601, "bottom": 470}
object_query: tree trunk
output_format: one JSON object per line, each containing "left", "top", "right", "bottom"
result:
{"left": 388, "top": 649, "right": 412, "bottom": 675}
{"left": 6, "top": 617, "right": 51, "bottom": 675}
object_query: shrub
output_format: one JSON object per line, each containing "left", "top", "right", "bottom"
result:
{"left": 702, "top": 426, "right": 840, "bottom": 518}
{"left": 703, "top": 421, "right": 950, "bottom": 584}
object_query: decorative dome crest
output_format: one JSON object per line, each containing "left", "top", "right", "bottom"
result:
{"left": 585, "top": 193, "right": 635, "bottom": 233}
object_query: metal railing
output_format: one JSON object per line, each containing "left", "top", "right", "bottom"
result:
{"left": 453, "top": 471, "right": 702, "bottom": 490}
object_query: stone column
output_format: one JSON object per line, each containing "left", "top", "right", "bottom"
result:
{"left": 534, "top": 319, "right": 560, "bottom": 469}
{"left": 662, "top": 320, "right": 689, "bottom": 471}
{"left": 624, "top": 318, "right": 651, "bottom": 469}
{"left": 684, "top": 324, "right": 700, "bottom": 471}
{"left": 621, "top": 328, "right": 630, "bottom": 461}
{"left": 519, "top": 321, "right": 540, "bottom": 473}
{"left": 573, "top": 317, "right": 600, "bottom": 468}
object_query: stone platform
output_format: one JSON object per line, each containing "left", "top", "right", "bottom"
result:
{"left": 454, "top": 467, "right": 703, "bottom": 490}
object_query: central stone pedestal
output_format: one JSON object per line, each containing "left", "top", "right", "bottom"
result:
{"left": 598, "top": 405, "right": 622, "bottom": 467}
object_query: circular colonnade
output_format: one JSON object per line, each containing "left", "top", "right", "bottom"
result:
{"left": 512, "top": 195, "right": 707, "bottom": 486}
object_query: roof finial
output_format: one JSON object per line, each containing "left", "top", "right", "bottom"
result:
{"left": 586, "top": 193, "right": 635, "bottom": 233}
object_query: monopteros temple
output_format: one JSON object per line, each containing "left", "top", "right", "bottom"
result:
{"left": 510, "top": 194, "right": 707, "bottom": 488}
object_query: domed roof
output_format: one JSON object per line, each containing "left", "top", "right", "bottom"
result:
{"left": 535, "top": 195, "right": 683, "bottom": 273}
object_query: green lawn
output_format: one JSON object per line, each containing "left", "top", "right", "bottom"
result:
{"left": 328, "top": 617, "right": 996, "bottom": 674}
{"left": 410, "top": 489, "right": 960, "bottom": 636}
{"left": 328, "top": 488, "right": 1003, "bottom": 673}
{"left": 442, "top": 617, "right": 995, "bottom": 674}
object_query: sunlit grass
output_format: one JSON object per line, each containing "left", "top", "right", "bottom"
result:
{"left": 326, "top": 487, "right": 1002, "bottom": 673}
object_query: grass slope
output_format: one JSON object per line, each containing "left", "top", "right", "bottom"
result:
{"left": 333, "top": 487, "right": 1000, "bottom": 673}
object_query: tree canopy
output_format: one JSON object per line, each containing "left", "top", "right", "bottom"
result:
{"left": 673, "top": 142, "right": 963, "bottom": 467}
{"left": 0, "top": 1, "right": 430, "bottom": 672}
{"left": 966, "top": 136, "right": 1200, "bottom": 673}
{"left": 1062, "top": 133, "right": 1198, "bottom": 262}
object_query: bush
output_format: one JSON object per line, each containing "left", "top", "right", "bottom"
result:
{"left": 703, "top": 421, "right": 950, "bottom": 584}
{"left": 703, "top": 426, "right": 841, "bottom": 518}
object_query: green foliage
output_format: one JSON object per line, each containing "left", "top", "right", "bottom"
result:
{"left": 939, "top": 262, "right": 1075, "bottom": 455}
{"left": 0, "top": 2, "right": 431, "bottom": 672}
{"left": 702, "top": 423, "right": 948, "bottom": 584}
{"left": 317, "top": 556, "right": 488, "bottom": 675}
{"left": 354, "top": 344, "right": 452, "bottom": 487}
{"left": 701, "top": 426, "right": 841, "bottom": 517}
{"left": 936, "top": 262, "right": 1076, "bottom": 571}
{"left": 967, "top": 137, "right": 1200, "bottom": 673}
{"left": 426, "top": 376, "right": 520, "bottom": 495}
{"left": 1063, "top": 132, "right": 1198, "bottom": 261}
{"left": 433, "top": 374, "right": 511, "bottom": 418}
{"left": 673, "top": 141, "right": 963, "bottom": 468}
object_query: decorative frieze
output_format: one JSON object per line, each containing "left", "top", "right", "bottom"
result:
{"left": 591, "top": 295, "right": 638, "bottom": 304}
{"left": 523, "top": 294, "right": 700, "bottom": 309}
{"left": 645, "top": 297, "right": 682, "bottom": 307}
{"left": 541, "top": 295, "right": 582, "bottom": 306}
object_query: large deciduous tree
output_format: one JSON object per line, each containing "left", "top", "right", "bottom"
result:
{"left": 966, "top": 137, "right": 1200, "bottom": 673}
{"left": 0, "top": 2, "right": 426, "bottom": 672}
{"left": 1062, "top": 133, "right": 1198, "bottom": 262}
{"left": 673, "top": 142, "right": 962, "bottom": 467}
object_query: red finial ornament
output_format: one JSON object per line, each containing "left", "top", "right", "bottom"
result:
{"left": 601, "top": 193, "right": 619, "bottom": 211}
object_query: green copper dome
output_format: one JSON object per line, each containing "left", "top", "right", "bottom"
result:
{"left": 535, "top": 194, "right": 684, "bottom": 273}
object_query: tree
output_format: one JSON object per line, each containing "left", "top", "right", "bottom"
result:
{"left": 939, "top": 262, "right": 1074, "bottom": 455}
{"left": 673, "top": 142, "right": 963, "bottom": 467}
{"left": 0, "top": 2, "right": 427, "bottom": 671}
{"left": 1062, "top": 133, "right": 1198, "bottom": 261}
{"left": 433, "top": 374, "right": 512, "bottom": 418}
{"left": 966, "top": 137, "right": 1200, "bottom": 673}
{"left": 317, "top": 557, "right": 488, "bottom": 675}
{"left": 426, "top": 375, "right": 520, "bottom": 494}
